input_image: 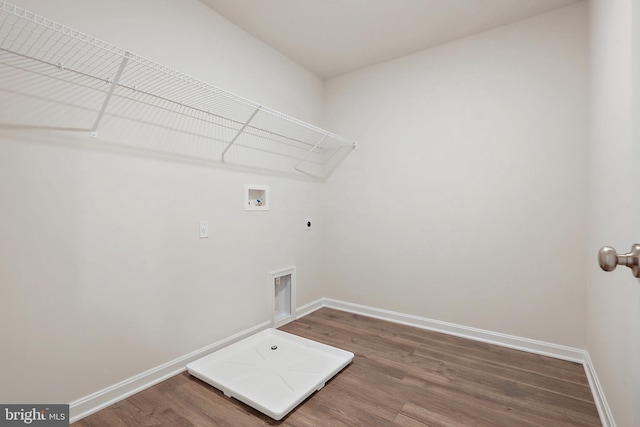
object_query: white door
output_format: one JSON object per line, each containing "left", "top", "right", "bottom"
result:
{"left": 633, "top": 0, "right": 640, "bottom": 420}
{"left": 589, "top": 0, "right": 639, "bottom": 425}
{"left": 631, "top": 1, "right": 639, "bottom": 423}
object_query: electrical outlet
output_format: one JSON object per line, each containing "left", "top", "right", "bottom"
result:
{"left": 304, "top": 218, "right": 313, "bottom": 231}
{"left": 199, "top": 220, "right": 209, "bottom": 238}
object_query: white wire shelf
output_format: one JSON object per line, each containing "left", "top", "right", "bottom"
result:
{"left": 0, "top": 1, "right": 356, "bottom": 180}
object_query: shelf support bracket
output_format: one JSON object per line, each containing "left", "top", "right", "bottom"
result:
{"left": 293, "top": 133, "right": 328, "bottom": 178}
{"left": 90, "top": 52, "right": 130, "bottom": 138}
{"left": 221, "top": 106, "right": 261, "bottom": 161}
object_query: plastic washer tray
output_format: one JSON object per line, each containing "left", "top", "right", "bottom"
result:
{"left": 187, "top": 328, "right": 354, "bottom": 420}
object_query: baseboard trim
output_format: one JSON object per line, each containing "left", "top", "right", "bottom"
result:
{"left": 323, "top": 298, "right": 585, "bottom": 362}
{"left": 583, "top": 351, "right": 616, "bottom": 427}
{"left": 69, "top": 320, "right": 271, "bottom": 423}
{"left": 296, "top": 298, "right": 325, "bottom": 319}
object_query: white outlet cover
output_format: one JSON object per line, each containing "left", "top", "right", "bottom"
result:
{"left": 304, "top": 218, "right": 312, "bottom": 231}
{"left": 199, "top": 220, "right": 209, "bottom": 238}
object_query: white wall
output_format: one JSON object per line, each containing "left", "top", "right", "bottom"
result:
{"left": 8, "top": 1, "right": 636, "bottom": 424}
{"left": 0, "top": 0, "right": 326, "bottom": 405}
{"left": 323, "top": 3, "right": 589, "bottom": 348}
{"left": 587, "top": 0, "right": 639, "bottom": 425}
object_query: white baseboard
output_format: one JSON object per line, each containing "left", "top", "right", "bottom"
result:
{"left": 69, "top": 320, "right": 271, "bottom": 423}
{"left": 295, "top": 298, "right": 325, "bottom": 319}
{"left": 322, "top": 298, "right": 585, "bottom": 362}
{"left": 70, "top": 297, "right": 614, "bottom": 427}
{"left": 583, "top": 351, "right": 616, "bottom": 427}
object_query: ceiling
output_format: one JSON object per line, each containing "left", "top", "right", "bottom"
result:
{"left": 200, "top": 0, "right": 581, "bottom": 79}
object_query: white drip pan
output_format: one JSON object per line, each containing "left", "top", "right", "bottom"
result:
{"left": 187, "top": 328, "right": 354, "bottom": 420}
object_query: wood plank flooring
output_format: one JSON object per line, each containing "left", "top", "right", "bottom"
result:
{"left": 73, "top": 308, "right": 601, "bottom": 426}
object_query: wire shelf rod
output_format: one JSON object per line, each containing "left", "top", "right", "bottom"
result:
{"left": 0, "top": 48, "right": 110, "bottom": 95}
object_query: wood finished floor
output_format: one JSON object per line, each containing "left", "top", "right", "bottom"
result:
{"left": 73, "top": 308, "right": 601, "bottom": 426}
